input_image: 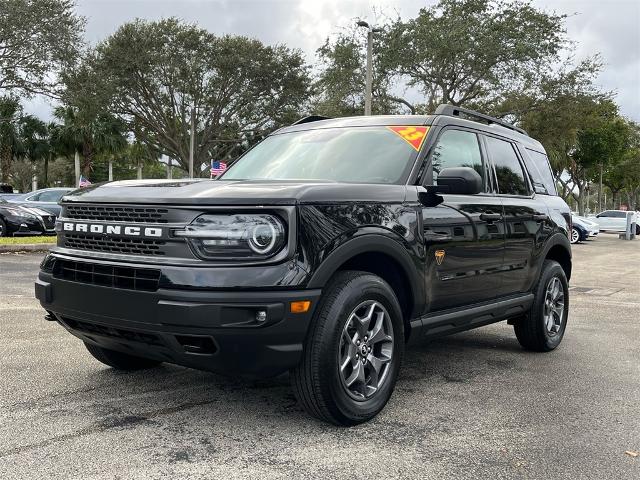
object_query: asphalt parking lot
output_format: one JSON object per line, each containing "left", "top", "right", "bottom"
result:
{"left": 1, "top": 234, "right": 638, "bottom": 479}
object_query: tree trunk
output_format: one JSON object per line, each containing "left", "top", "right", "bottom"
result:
{"left": 43, "top": 153, "right": 50, "bottom": 188}
{"left": 137, "top": 160, "right": 142, "bottom": 179}
{"left": 31, "top": 160, "right": 38, "bottom": 191}
{"left": 74, "top": 151, "right": 80, "bottom": 186}
{"left": 0, "top": 144, "right": 11, "bottom": 184}
{"left": 577, "top": 192, "right": 586, "bottom": 216}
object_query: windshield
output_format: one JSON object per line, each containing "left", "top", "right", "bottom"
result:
{"left": 222, "top": 126, "right": 425, "bottom": 184}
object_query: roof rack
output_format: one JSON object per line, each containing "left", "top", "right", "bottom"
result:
{"left": 434, "top": 104, "right": 528, "bottom": 136}
{"left": 291, "top": 115, "right": 332, "bottom": 126}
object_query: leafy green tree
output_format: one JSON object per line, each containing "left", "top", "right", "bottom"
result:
{"left": 0, "top": 96, "right": 21, "bottom": 183}
{"left": 317, "top": 0, "right": 569, "bottom": 115}
{"left": 0, "top": 0, "right": 84, "bottom": 97}
{"left": 383, "top": 0, "right": 566, "bottom": 109}
{"left": 578, "top": 116, "right": 633, "bottom": 209}
{"left": 16, "top": 114, "right": 48, "bottom": 189}
{"left": 513, "top": 59, "right": 614, "bottom": 215}
{"left": 53, "top": 106, "right": 127, "bottom": 179}
{"left": 66, "top": 18, "right": 311, "bottom": 172}
{"left": 314, "top": 24, "right": 412, "bottom": 116}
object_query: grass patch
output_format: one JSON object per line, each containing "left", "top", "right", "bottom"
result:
{"left": 0, "top": 235, "right": 56, "bottom": 245}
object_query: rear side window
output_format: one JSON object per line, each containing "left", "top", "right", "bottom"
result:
{"left": 485, "top": 136, "right": 530, "bottom": 196}
{"left": 429, "top": 129, "right": 484, "bottom": 187}
{"left": 598, "top": 211, "right": 626, "bottom": 218}
{"left": 38, "top": 191, "right": 64, "bottom": 202}
{"left": 524, "top": 149, "right": 557, "bottom": 195}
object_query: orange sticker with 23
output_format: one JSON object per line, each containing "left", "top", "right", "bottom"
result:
{"left": 387, "top": 126, "right": 429, "bottom": 151}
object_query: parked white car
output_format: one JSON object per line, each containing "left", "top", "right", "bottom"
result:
{"left": 589, "top": 210, "right": 640, "bottom": 235}
{"left": 573, "top": 215, "right": 599, "bottom": 236}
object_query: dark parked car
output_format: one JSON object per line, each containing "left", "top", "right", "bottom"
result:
{"left": 9, "top": 187, "right": 73, "bottom": 216}
{"left": 0, "top": 197, "right": 56, "bottom": 237}
{"left": 36, "top": 105, "right": 572, "bottom": 425}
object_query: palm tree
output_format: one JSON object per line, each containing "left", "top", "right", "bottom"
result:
{"left": 0, "top": 97, "right": 22, "bottom": 184}
{"left": 53, "top": 106, "right": 127, "bottom": 182}
{"left": 18, "top": 115, "right": 48, "bottom": 190}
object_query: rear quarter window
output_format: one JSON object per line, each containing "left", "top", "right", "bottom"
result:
{"left": 523, "top": 149, "right": 557, "bottom": 195}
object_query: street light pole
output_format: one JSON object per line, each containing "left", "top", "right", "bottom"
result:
{"left": 189, "top": 102, "right": 196, "bottom": 179}
{"left": 357, "top": 21, "right": 380, "bottom": 116}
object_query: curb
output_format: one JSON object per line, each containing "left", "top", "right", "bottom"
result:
{"left": 0, "top": 243, "right": 55, "bottom": 253}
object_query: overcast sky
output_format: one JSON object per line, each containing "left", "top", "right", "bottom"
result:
{"left": 25, "top": 0, "right": 640, "bottom": 122}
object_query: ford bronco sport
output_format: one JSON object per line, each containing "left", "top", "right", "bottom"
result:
{"left": 35, "top": 105, "right": 572, "bottom": 425}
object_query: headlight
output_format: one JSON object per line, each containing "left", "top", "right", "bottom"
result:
{"left": 175, "top": 213, "right": 286, "bottom": 260}
{"left": 9, "top": 210, "right": 35, "bottom": 219}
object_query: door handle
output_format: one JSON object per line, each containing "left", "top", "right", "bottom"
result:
{"left": 532, "top": 214, "right": 548, "bottom": 221}
{"left": 480, "top": 213, "right": 503, "bottom": 222}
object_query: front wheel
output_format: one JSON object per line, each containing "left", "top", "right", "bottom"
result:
{"left": 291, "top": 271, "right": 404, "bottom": 426}
{"left": 0, "top": 218, "right": 7, "bottom": 237}
{"left": 514, "top": 260, "right": 569, "bottom": 351}
{"left": 570, "top": 227, "right": 580, "bottom": 244}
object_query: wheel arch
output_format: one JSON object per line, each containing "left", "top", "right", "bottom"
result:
{"left": 541, "top": 233, "right": 572, "bottom": 281}
{"left": 307, "top": 234, "right": 425, "bottom": 337}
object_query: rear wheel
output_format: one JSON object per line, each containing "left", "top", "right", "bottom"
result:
{"left": 291, "top": 271, "right": 404, "bottom": 426}
{"left": 84, "top": 342, "right": 162, "bottom": 370}
{"left": 514, "top": 260, "right": 569, "bottom": 351}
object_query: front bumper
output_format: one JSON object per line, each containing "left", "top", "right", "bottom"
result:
{"left": 5, "top": 216, "right": 52, "bottom": 236}
{"left": 35, "top": 270, "right": 321, "bottom": 377}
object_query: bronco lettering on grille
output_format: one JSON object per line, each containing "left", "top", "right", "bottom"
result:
{"left": 62, "top": 222, "right": 163, "bottom": 237}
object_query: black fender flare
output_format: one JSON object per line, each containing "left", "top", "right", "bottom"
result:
{"left": 538, "top": 232, "right": 572, "bottom": 279}
{"left": 306, "top": 234, "right": 425, "bottom": 316}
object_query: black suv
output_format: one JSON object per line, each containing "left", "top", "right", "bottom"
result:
{"left": 35, "top": 105, "right": 572, "bottom": 425}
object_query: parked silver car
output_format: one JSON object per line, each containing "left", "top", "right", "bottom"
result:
{"left": 8, "top": 187, "right": 73, "bottom": 216}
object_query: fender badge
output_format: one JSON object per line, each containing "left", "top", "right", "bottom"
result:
{"left": 435, "top": 250, "right": 446, "bottom": 266}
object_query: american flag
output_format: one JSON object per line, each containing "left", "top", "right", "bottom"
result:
{"left": 78, "top": 175, "right": 91, "bottom": 187}
{"left": 210, "top": 161, "right": 227, "bottom": 177}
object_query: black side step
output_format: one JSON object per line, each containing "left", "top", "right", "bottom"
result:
{"left": 409, "top": 294, "right": 534, "bottom": 342}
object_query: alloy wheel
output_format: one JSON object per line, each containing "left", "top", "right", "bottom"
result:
{"left": 338, "top": 300, "right": 394, "bottom": 401}
{"left": 543, "top": 277, "right": 565, "bottom": 336}
{"left": 571, "top": 228, "right": 579, "bottom": 244}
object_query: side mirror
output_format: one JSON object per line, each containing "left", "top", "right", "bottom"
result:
{"left": 436, "top": 167, "right": 482, "bottom": 195}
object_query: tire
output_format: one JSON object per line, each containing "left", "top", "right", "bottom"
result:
{"left": 635, "top": 224, "right": 640, "bottom": 236}
{"left": 291, "top": 271, "right": 404, "bottom": 426}
{"left": 0, "top": 218, "right": 7, "bottom": 237}
{"left": 570, "top": 227, "right": 580, "bottom": 244}
{"left": 84, "top": 342, "right": 162, "bottom": 370}
{"left": 514, "top": 260, "right": 569, "bottom": 352}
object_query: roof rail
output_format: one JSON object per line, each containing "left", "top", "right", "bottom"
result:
{"left": 291, "top": 115, "right": 332, "bottom": 126}
{"left": 434, "top": 104, "right": 528, "bottom": 136}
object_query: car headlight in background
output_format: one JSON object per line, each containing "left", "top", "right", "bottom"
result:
{"left": 9, "top": 209, "right": 36, "bottom": 219}
{"left": 175, "top": 213, "right": 286, "bottom": 260}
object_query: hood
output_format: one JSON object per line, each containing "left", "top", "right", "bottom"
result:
{"left": 60, "top": 179, "right": 407, "bottom": 205}
{"left": 0, "top": 202, "right": 49, "bottom": 218}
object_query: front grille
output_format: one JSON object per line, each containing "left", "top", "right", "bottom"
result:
{"left": 63, "top": 233, "right": 166, "bottom": 256}
{"left": 61, "top": 317, "right": 164, "bottom": 346}
{"left": 42, "top": 216, "right": 56, "bottom": 229}
{"left": 53, "top": 259, "right": 160, "bottom": 291}
{"left": 65, "top": 205, "right": 169, "bottom": 223}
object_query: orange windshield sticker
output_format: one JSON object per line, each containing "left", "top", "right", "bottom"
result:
{"left": 387, "top": 126, "right": 429, "bottom": 151}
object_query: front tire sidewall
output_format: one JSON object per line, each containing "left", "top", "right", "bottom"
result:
{"left": 570, "top": 228, "right": 580, "bottom": 244}
{"left": 533, "top": 262, "right": 569, "bottom": 350}
{"left": 312, "top": 274, "right": 404, "bottom": 425}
